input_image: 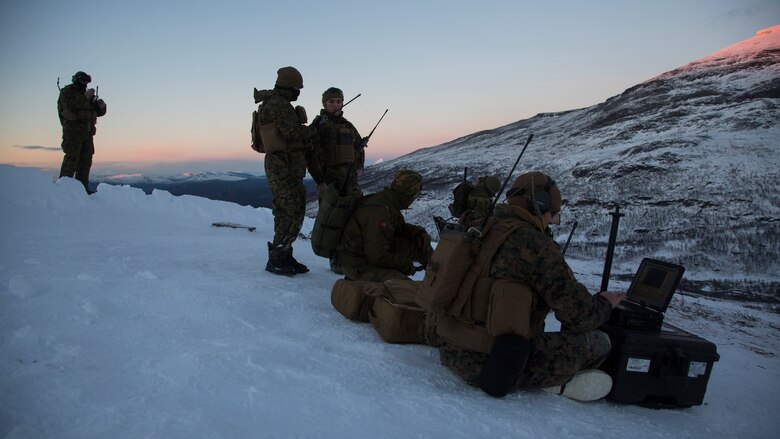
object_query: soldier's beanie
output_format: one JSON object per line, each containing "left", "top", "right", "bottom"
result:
{"left": 72, "top": 71, "right": 91, "bottom": 84}
{"left": 276, "top": 66, "right": 304, "bottom": 89}
{"left": 484, "top": 175, "right": 502, "bottom": 196}
{"left": 391, "top": 169, "right": 423, "bottom": 198}
{"left": 506, "top": 172, "right": 562, "bottom": 213}
{"left": 322, "top": 87, "right": 344, "bottom": 105}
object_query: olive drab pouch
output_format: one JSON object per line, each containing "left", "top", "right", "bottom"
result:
{"left": 368, "top": 279, "right": 428, "bottom": 344}
{"left": 250, "top": 109, "right": 265, "bottom": 153}
{"left": 485, "top": 280, "right": 534, "bottom": 338}
{"left": 259, "top": 122, "right": 286, "bottom": 153}
{"left": 311, "top": 184, "right": 359, "bottom": 258}
{"left": 330, "top": 279, "right": 385, "bottom": 322}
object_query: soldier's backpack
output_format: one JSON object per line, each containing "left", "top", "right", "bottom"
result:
{"left": 369, "top": 279, "right": 428, "bottom": 344}
{"left": 311, "top": 184, "right": 360, "bottom": 258}
{"left": 416, "top": 214, "right": 537, "bottom": 354}
{"left": 250, "top": 108, "right": 265, "bottom": 153}
{"left": 251, "top": 103, "right": 304, "bottom": 154}
{"left": 448, "top": 181, "right": 474, "bottom": 217}
{"left": 331, "top": 278, "right": 433, "bottom": 345}
{"left": 331, "top": 279, "right": 385, "bottom": 322}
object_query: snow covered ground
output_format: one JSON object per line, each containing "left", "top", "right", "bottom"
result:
{"left": 1, "top": 165, "right": 778, "bottom": 438}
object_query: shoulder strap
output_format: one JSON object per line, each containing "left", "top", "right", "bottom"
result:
{"left": 448, "top": 216, "right": 524, "bottom": 318}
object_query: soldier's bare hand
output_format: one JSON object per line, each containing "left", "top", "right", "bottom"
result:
{"left": 85, "top": 88, "right": 96, "bottom": 99}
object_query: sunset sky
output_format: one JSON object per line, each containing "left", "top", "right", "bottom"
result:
{"left": 1, "top": 0, "right": 777, "bottom": 177}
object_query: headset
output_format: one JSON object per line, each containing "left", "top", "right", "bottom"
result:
{"left": 505, "top": 174, "right": 556, "bottom": 214}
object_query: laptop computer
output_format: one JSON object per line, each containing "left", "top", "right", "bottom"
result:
{"left": 608, "top": 258, "right": 685, "bottom": 330}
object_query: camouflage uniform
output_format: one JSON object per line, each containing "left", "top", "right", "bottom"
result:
{"left": 339, "top": 171, "right": 432, "bottom": 282}
{"left": 438, "top": 203, "right": 613, "bottom": 389}
{"left": 254, "top": 67, "right": 316, "bottom": 274}
{"left": 57, "top": 72, "right": 106, "bottom": 193}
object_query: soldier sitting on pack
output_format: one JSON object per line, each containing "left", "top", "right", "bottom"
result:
{"left": 338, "top": 170, "right": 433, "bottom": 282}
{"left": 437, "top": 172, "right": 626, "bottom": 402}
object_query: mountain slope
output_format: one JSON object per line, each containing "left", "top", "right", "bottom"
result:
{"left": 349, "top": 26, "right": 780, "bottom": 301}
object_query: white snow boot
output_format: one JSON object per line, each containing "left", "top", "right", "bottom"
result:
{"left": 541, "top": 369, "right": 612, "bottom": 402}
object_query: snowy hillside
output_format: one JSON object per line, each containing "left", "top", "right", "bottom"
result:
{"left": 1, "top": 165, "right": 778, "bottom": 438}
{"left": 346, "top": 26, "right": 780, "bottom": 303}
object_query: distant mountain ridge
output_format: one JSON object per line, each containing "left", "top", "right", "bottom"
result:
{"left": 345, "top": 26, "right": 780, "bottom": 302}
{"left": 94, "top": 172, "right": 316, "bottom": 208}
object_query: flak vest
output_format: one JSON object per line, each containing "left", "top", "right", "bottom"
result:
{"left": 321, "top": 121, "right": 357, "bottom": 168}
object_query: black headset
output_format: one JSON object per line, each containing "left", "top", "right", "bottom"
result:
{"left": 532, "top": 176, "right": 556, "bottom": 213}
{"left": 506, "top": 174, "right": 556, "bottom": 213}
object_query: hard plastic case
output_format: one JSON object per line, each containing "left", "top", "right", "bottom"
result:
{"left": 599, "top": 321, "right": 720, "bottom": 408}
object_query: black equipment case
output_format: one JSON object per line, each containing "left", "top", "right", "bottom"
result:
{"left": 599, "top": 321, "right": 720, "bottom": 407}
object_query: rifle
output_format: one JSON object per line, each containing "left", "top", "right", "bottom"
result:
{"left": 358, "top": 108, "right": 388, "bottom": 150}
{"left": 477, "top": 133, "right": 534, "bottom": 229}
{"left": 57, "top": 77, "right": 61, "bottom": 91}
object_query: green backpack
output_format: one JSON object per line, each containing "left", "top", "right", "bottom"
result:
{"left": 310, "top": 184, "right": 360, "bottom": 258}
{"left": 448, "top": 181, "right": 474, "bottom": 217}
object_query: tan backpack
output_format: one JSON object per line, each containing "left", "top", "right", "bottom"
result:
{"left": 330, "top": 279, "right": 385, "bottom": 322}
{"left": 250, "top": 104, "right": 305, "bottom": 154}
{"left": 368, "top": 279, "right": 429, "bottom": 344}
{"left": 330, "top": 278, "right": 434, "bottom": 345}
{"left": 417, "top": 216, "right": 538, "bottom": 354}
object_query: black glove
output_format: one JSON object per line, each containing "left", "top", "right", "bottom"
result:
{"left": 478, "top": 334, "right": 531, "bottom": 398}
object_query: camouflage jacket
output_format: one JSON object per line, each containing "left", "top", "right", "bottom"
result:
{"left": 254, "top": 88, "right": 315, "bottom": 147}
{"left": 58, "top": 83, "right": 105, "bottom": 130}
{"left": 489, "top": 203, "right": 612, "bottom": 334}
{"left": 339, "top": 189, "right": 416, "bottom": 275}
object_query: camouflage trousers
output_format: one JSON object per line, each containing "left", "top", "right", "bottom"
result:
{"left": 264, "top": 150, "right": 307, "bottom": 257}
{"left": 439, "top": 329, "right": 611, "bottom": 389}
{"left": 322, "top": 163, "right": 362, "bottom": 199}
{"left": 60, "top": 128, "right": 95, "bottom": 190}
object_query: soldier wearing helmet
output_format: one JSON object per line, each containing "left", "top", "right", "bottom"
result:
{"left": 438, "top": 171, "right": 627, "bottom": 402}
{"left": 338, "top": 170, "right": 433, "bottom": 282}
{"left": 253, "top": 66, "right": 317, "bottom": 276}
{"left": 57, "top": 71, "right": 107, "bottom": 194}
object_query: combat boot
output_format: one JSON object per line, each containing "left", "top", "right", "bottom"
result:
{"left": 541, "top": 369, "right": 612, "bottom": 402}
{"left": 265, "top": 242, "right": 297, "bottom": 276}
{"left": 286, "top": 250, "right": 309, "bottom": 274}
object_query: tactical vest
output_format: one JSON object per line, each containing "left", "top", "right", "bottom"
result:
{"left": 321, "top": 122, "right": 356, "bottom": 167}
{"left": 419, "top": 211, "right": 546, "bottom": 354}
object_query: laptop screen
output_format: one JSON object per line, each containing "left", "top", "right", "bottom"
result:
{"left": 626, "top": 258, "right": 685, "bottom": 312}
